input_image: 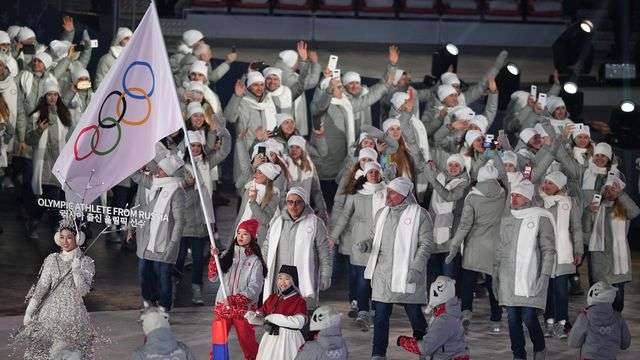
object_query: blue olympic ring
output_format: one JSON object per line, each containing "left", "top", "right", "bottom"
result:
{"left": 122, "top": 60, "right": 155, "bottom": 99}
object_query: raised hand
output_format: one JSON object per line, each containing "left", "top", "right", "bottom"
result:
{"left": 487, "top": 76, "right": 497, "bottom": 93}
{"left": 297, "top": 40, "right": 308, "bottom": 61}
{"left": 62, "top": 16, "right": 74, "bottom": 33}
{"left": 234, "top": 79, "right": 246, "bottom": 97}
{"left": 309, "top": 50, "right": 318, "bottom": 64}
{"left": 388, "top": 45, "right": 399, "bottom": 65}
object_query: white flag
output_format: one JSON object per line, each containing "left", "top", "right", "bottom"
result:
{"left": 53, "top": 4, "right": 182, "bottom": 204}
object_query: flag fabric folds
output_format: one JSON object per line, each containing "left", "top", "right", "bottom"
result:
{"left": 53, "top": 4, "right": 182, "bottom": 204}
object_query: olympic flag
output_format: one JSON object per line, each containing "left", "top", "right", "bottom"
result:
{"left": 53, "top": 4, "right": 182, "bottom": 204}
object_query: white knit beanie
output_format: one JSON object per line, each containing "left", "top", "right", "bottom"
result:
{"left": 246, "top": 71, "right": 265, "bottom": 87}
{"left": 437, "top": 84, "right": 457, "bottom": 102}
{"left": 34, "top": 51, "right": 52, "bottom": 69}
{"left": 464, "top": 130, "right": 483, "bottom": 147}
{"left": 594, "top": 142, "right": 612, "bottom": 159}
{"left": 519, "top": 128, "right": 538, "bottom": 144}
{"left": 342, "top": 71, "right": 361, "bottom": 85}
{"left": 17, "top": 27, "right": 36, "bottom": 42}
{"left": 115, "top": 27, "right": 133, "bottom": 45}
{"left": 358, "top": 147, "right": 378, "bottom": 161}
{"left": 544, "top": 171, "right": 567, "bottom": 189}
{"left": 189, "top": 60, "right": 208, "bottom": 79}
{"left": 262, "top": 67, "right": 282, "bottom": 80}
{"left": 511, "top": 180, "right": 535, "bottom": 200}
{"left": 440, "top": 72, "right": 460, "bottom": 86}
{"left": 257, "top": 163, "right": 281, "bottom": 181}
{"left": 187, "top": 130, "right": 206, "bottom": 145}
{"left": 287, "top": 135, "right": 306, "bottom": 149}
{"left": 387, "top": 176, "right": 413, "bottom": 196}
{"left": 182, "top": 29, "right": 204, "bottom": 47}
{"left": 187, "top": 102, "right": 204, "bottom": 118}
{"left": 477, "top": 163, "right": 499, "bottom": 182}
{"left": 278, "top": 50, "right": 298, "bottom": 69}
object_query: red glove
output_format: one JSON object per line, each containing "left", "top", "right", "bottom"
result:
{"left": 227, "top": 294, "right": 251, "bottom": 307}
{"left": 214, "top": 302, "right": 233, "bottom": 319}
{"left": 397, "top": 335, "right": 422, "bottom": 355}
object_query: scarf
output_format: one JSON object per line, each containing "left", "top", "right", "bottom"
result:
{"left": 540, "top": 191, "right": 574, "bottom": 264}
{"left": 582, "top": 160, "right": 607, "bottom": 190}
{"left": 588, "top": 202, "right": 629, "bottom": 275}
{"left": 285, "top": 154, "right": 314, "bottom": 185}
{"left": 572, "top": 147, "right": 588, "bottom": 165}
{"left": 243, "top": 95, "right": 278, "bottom": 131}
{"left": 239, "top": 181, "right": 267, "bottom": 224}
{"left": 358, "top": 182, "right": 387, "bottom": 222}
{"left": 270, "top": 84, "right": 293, "bottom": 112}
{"left": 511, "top": 207, "right": 554, "bottom": 297}
{"left": 331, "top": 96, "right": 356, "bottom": 148}
{"left": 410, "top": 115, "right": 431, "bottom": 194}
{"left": 145, "top": 177, "right": 181, "bottom": 252}
{"left": 185, "top": 155, "right": 214, "bottom": 223}
{"left": 430, "top": 173, "right": 466, "bottom": 244}
{"left": 0, "top": 78, "right": 16, "bottom": 165}
{"left": 68, "top": 90, "right": 92, "bottom": 125}
{"left": 507, "top": 171, "right": 523, "bottom": 185}
{"left": 110, "top": 45, "right": 123, "bottom": 58}
{"left": 365, "top": 203, "right": 421, "bottom": 294}
{"left": 264, "top": 213, "right": 317, "bottom": 299}
{"left": 20, "top": 70, "right": 51, "bottom": 101}
{"left": 31, "top": 112, "right": 68, "bottom": 195}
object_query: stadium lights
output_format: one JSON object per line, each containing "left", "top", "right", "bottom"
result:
{"left": 621, "top": 100, "right": 636, "bottom": 113}
{"left": 563, "top": 81, "right": 578, "bottom": 94}
{"left": 496, "top": 62, "right": 521, "bottom": 110}
{"left": 431, "top": 43, "right": 459, "bottom": 79}
{"left": 552, "top": 20, "right": 595, "bottom": 76}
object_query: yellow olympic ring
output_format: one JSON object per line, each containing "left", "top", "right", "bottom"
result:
{"left": 115, "top": 87, "right": 152, "bottom": 126}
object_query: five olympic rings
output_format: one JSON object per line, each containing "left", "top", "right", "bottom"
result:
{"left": 73, "top": 61, "right": 155, "bottom": 161}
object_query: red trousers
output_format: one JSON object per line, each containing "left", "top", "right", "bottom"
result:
{"left": 211, "top": 317, "right": 259, "bottom": 360}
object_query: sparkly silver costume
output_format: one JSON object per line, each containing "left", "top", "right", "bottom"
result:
{"left": 9, "top": 248, "right": 106, "bottom": 359}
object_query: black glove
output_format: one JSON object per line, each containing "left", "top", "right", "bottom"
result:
{"left": 264, "top": 321, "right": 280, "bottom": 335}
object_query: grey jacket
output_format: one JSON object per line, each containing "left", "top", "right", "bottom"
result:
{"left": 213, "top": 245, "right": 265, "bottom": 305}
{"left": 262, "top": 206, "right": 332, "bottom": 305}
{"left": 534, "top": 196, "right": 584, "bottom": 277}
{"left": 583, "top": 193, "right": 640, "bottom": 285}
{"left": 274, "top": 59, "right": 322, "bottom": 136}
{"left": 176, "top": 53, "right": 230, "bottom": 86}
{"left": 294, "top": 322, "right": 348, "bottom": 360}
{"left": 181, "top": 131, "right": 230, "bottom": 238}
{"left": 495, "top": 204, "right": 556, "bottom": 310}
{"left": 133, "top": 173, "right": 186, "bottom": 264}
{"left": 365, "top": 199, "right": 433, "bottom": 304}
{"left": 567, "top": 303, "right": 631, "bottom": 360}
{"left": 424, "top": 168, "right": 470, "bottom": 254}
{"left": 310, "top": 81, "right": 390, "bottom": 180}
{"left": 24, "top": 110, "right": 75, "bottom": 186}
{"left": 331, "top": 188, "right": 384, "bottom": 264}
{"left": 235, "top": 187, "right": 281, "bottom": 245}
{"left": 130, "top": 327, "right": 196, "bottom": 360}
{"left": 422, "top": 298, "right": 470, "bottom": 360}
{"left": 449, "top": 179, "right": 506, "bottom": 275}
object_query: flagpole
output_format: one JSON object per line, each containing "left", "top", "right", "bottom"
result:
{"left": 149, "top": 1, "right": 229, "bottom": 300}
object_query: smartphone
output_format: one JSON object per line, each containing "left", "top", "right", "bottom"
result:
{"left": 537, "top": 93, "right": 548, "bottom": 108}
{"left": 483, "top": 134, "right": 495, "bottom": 149}
{"left": 530, "top": 85, "right": 537, "bottom": 98}
{"left": 23, "top": 44, "right": 35, "bottom": 55}
{"left": 76, "top": 80, "right": 92, "bottom": 90}
{"left": 592, "top": 193, "right": 602, "bottom": 206}
{"left": 327, "top": 55, "right": 338, "bottom": 71}
{"left": 574, "top": 123, "right": 584, "bottom": 132}
{"left": 332, "top": 69, "right": 341, "bottom": 79}
{"left": 90, "top": 39, "right": 99, "bottom": 48}
{"left": 523, "top": 165, "right": 532, "bottom": 181}
{"left": 74, "top": 43, "right": 85, "bottom": 52}
{"left": 257, "top": 146, "right": 266, "bottom": 155}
